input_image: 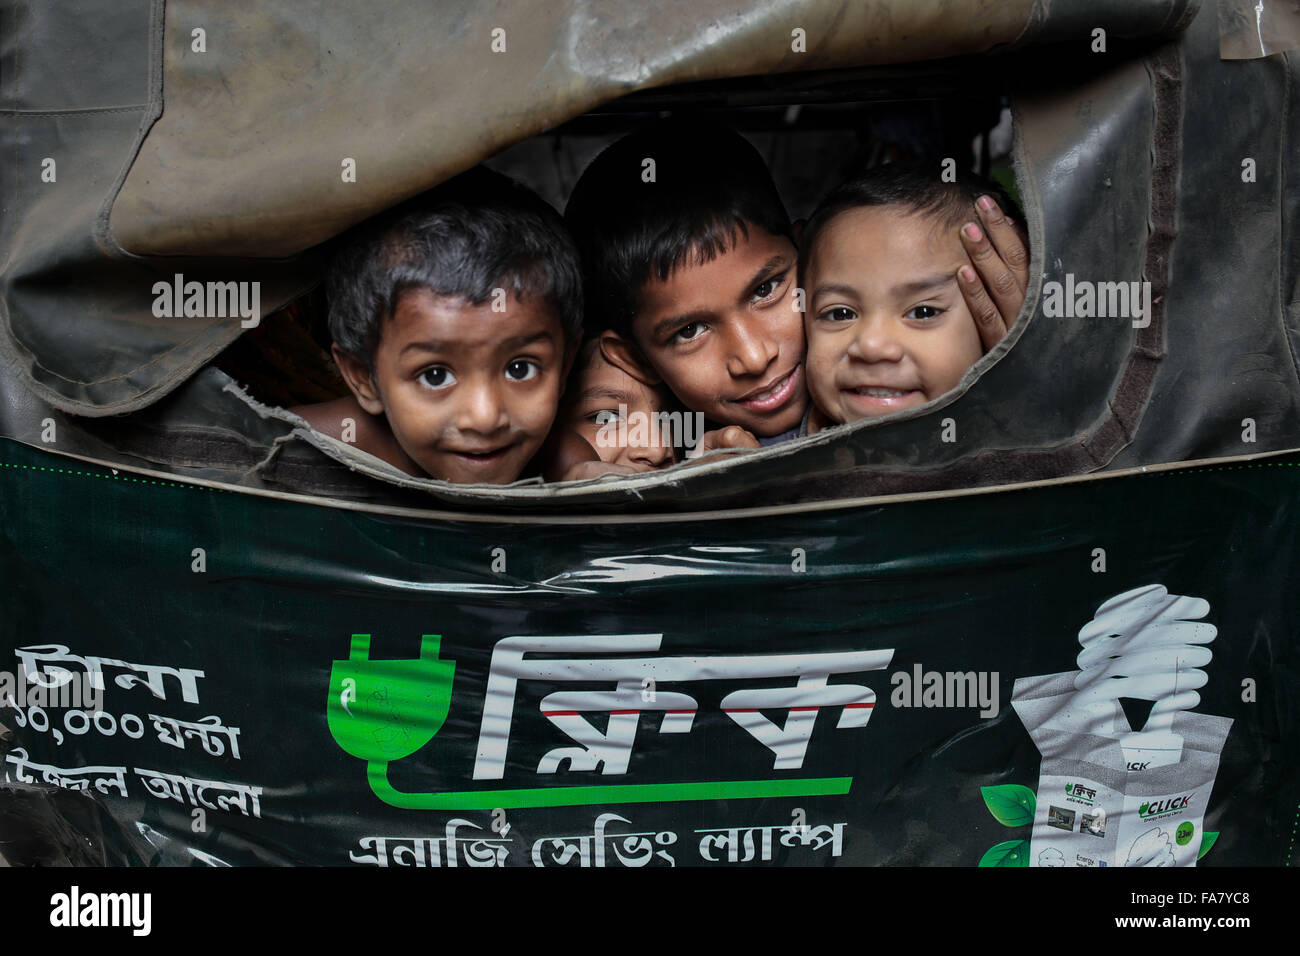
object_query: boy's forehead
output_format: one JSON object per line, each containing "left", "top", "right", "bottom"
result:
{"left": 634, "top": 227, "right": 795, "bottom": 329}
{"left": 383, "top": 286, "right": 563, "bottom": 350}
{"left": 577, "top": 352, "right": 659, "bottom": 402}
{"left": 810, "top": 205, "right": 966, "bottom": 283}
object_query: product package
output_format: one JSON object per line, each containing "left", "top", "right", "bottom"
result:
{"left": 1011, "top": 586, "right": 1233, "bottom": 867}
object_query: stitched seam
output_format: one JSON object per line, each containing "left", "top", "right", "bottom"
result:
{"left": 0, "top": 105, "right": 148, "bottom": 116}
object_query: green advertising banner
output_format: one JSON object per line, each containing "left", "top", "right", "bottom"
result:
{"left": 0, "top": 438, "right": 1296, "bottom": 866}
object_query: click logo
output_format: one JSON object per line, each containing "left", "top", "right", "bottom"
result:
{"left": 328, "top": 632, "right": 894, "bottom": 810}
{"left": 1138, "top": 794, "right": 1193, "bottom": 818}
{"left": 49, "top": 886, "right": 151, "bottom": 936}
{"left": 1065, "top": 782, "right": 1096, "bottom": 803}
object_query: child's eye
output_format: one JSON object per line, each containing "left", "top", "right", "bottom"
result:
{"left": 673, "top": 322, "right": 705, "bottom": 344}
{"left": 590, "top": 408, "right": 624, "bottom": 426}
{"left": 505, "top": 359, "right": 540, "bottom": 381}
{"left": 819, "top": 306, "right": 857, "bottom": 322}
{"left": 420, "top": 367, "right": 456, "bottom": 389}
{"left": 906, "top": 305, "right": 943, "bottom": 321}
{"left": 751, "top": 273, "right": 787, "bottom": 302}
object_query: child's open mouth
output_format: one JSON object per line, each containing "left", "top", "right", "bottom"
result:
{"left": 447, "top": 445, "right": 513, "bottom": 467}
{"left": 735, "top": 364, "right": 801, "bottom": 414}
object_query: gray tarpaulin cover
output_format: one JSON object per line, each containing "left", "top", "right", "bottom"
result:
{"left": 10, "top": 0, "right": 1290, "bottom": 515}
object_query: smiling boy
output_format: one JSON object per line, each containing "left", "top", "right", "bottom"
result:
{"left": 566, "top": 121, "right": 804, "bottom": 448}
{"left": 565, "top": 120, "right": 1028, "bottom": 449}
{"left": 799, "top": 164, "right": 1029, "bottom": 432}
{"left": 291, "top": 168, "right": 581, "bottom": 483}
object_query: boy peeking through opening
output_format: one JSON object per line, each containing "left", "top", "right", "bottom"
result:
{"left": 564, "top": 120, "right": 1028, "bottom": 449}
{"left": 539, "top": 333, "right": 679, "bottom": 482}
{"left": 799, "top": 163, "right": 1030, "bottom": 434}
{"left": 292, "top": 169, "right": 582, "bottom": 484}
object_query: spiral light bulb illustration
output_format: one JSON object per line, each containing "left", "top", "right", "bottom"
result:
{"left": 1070, "top": 585, "right": 1216, "bottom": 760}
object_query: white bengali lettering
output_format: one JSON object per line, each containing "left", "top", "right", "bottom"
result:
{"left": 474, "top": 634, "right": 893, "bottom": 781}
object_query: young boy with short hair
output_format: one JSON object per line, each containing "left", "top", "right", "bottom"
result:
{"left": 566, "top": 121, "right": 803, "bottom": 450}
{"left": 292, "top": 168, "right": 583, "bottom": 484}
{"left": 798, "top": 164, "right": 1029, "bottom": 433}
{"left": 565, "top": 119, "right": 1028, "bottom": 451}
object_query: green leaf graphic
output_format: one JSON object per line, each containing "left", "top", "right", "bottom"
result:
{"left": 1197, "top": 831, "right": 1219, "bottom": 860}
{"left": 981, "top": 784, "right": 1036, "bottom": 827}
{"left": 979, "top": 839, "right": 1029, "bottom": 867}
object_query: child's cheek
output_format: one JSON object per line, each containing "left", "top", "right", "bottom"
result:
{"left": 658, "top": 363, "right": 703, "bottom": 414}
{"left": 528, "top": 378, "right": 565, "bottom": 444}
{"left": 805, "top": 331, "right": 830, "bottom": 380}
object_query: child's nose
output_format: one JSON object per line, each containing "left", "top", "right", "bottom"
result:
{"left": 627, "top": 433, "right": 673, "bottom": 469}
{"left": 725, "top": 321, "right": 778, "bottom": 377}
{"left": 847, "top": 315, "right": 905, "bottom": 363}
{"left": 456, "top": 384, "right": 509, "bottom": 433}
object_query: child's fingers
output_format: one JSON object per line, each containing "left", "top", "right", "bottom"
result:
{"left": 560, "top": 460, "right": 637, "bottom": 481}
{"left": 960, "top": 220, "right": 1026, "bottom": 335}
{"left": 960, "top": 219, "right": 1023, "bottom": 305}
{"left": 975, "top": 195, "right": 1030, "bottom": 291}
{"left": 688, "top": 426, "right": 760, "bottom": 458}
{"left": 709, "top": 426, "right": 761, "bottom": 450}
{"left": 958, "top": 263, "right": 1009, "bottom": 353}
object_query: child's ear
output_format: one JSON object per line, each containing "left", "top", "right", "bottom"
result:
{"left": 599, "top": 330, "right": 661, "bottom": 387}
{"left": 331, "top": 344, "right": 385, "bottom": 416}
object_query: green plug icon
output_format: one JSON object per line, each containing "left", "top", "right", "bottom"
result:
{"left": 327, "top": 633, "right": 455, "bottom": 764}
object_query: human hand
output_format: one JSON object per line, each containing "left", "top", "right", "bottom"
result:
{"left": 686, "top": 425, "right": 761, "bottom": 460}
{"left": 559, "top": 460, "right": 639, "bottom": 482}
{"left": 957, "top": 195, "right": 1030, "bottom": 351}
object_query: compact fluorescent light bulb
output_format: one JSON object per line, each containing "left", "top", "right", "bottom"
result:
{"left": 1071, "top": 585, "right": 1217, "bottom": 769}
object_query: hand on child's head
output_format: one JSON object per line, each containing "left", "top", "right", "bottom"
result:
{"left": 956, "top": 195, "right": 1030, "bottom": 351}
{"left": 803, "top": 204, "right": 984, "bottom": 426}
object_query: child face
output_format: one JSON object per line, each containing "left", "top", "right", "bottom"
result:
{"left": 630, "top": 225, "right": 807, "bottom": 437}
{"left": 562, "top": 347, "right": 674, "bottom": 472}
{"left": 367, "top": 288, "right": 568, "bottom": 483}
{"left": 803, "top": 205, "right": 984, "bottom": 424}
